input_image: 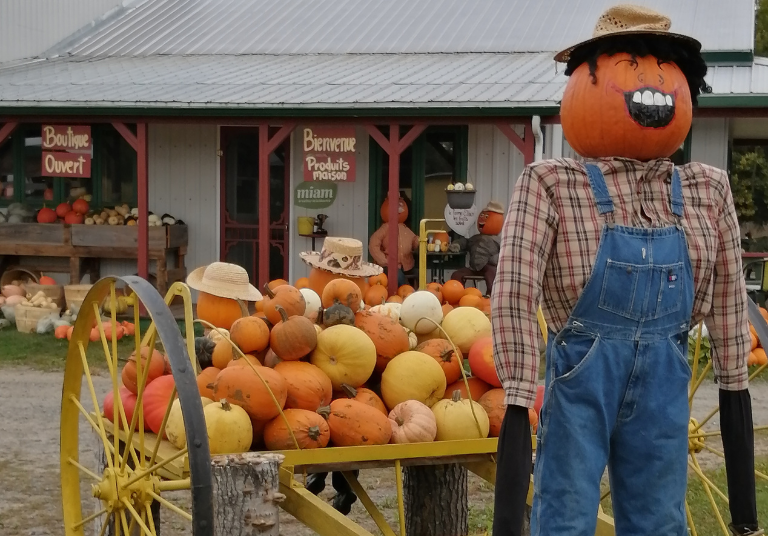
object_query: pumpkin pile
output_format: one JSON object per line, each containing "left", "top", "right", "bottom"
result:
{"left": 749, "top": 310, "right": 768, "bottom": 368}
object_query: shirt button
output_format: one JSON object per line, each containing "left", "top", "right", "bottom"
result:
{"left": 627, "top": 267, "right": 632, "bottom": 274}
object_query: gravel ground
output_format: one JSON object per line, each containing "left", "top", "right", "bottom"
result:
{"left": 0, "top": 366, "right": 764, "bottom": 536}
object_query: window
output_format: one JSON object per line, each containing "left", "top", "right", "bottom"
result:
{"left": 0, "top": 124, "right": 136, "bottom": 209}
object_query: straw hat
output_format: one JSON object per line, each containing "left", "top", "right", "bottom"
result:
{"left": 482, "top": 201, "right": 505, "bottom": 214}
{"left": 300, "top": 237, "right": 383, "bottom": 278}
{"left": 554, "top": 4, "right": 701, "bottom": 63}
{"left": 186, "top": 262, "right": 262, "bottom": 301}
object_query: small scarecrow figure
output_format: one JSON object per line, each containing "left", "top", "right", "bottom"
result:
{"left": 368, "top": 195, "right": 419, "bottom": 287}
{"left": 449, "top": 201, "right": 505, "bottom": 293}
{"left": 491, "top": 5, "right": 761, "bottom": 536}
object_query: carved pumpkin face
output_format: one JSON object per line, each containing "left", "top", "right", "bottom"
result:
{"left": 560, "top": 53, "right": 692, "bottom": 161}
{"left": 477, "top": 210, "right": 503, "bottom": 236}
{"left": 380, "top": 196, "right": 408, "bottom": 224}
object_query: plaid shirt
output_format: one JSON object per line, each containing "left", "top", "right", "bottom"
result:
{"left": 491, "top": 157, "right": 750, "bottom": 408}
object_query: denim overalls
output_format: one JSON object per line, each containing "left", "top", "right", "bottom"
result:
{"left": 531, "top": 163, "right": 694, "bottom": 536}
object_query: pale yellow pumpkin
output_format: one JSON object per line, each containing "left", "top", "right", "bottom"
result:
{"left": 204, "top": 399, "right": 253, "bottom": 454}
{"left": 370, "top": 302, "right": 401, "bottom": 323}
{"left": 399, "top": 291, "right": 443, "bottom": 335}
{"left": 431, "top": 390, "right": 490, "bottom": 441}
{"left": 388, "top": 400, "right": 437, "bottom": 444}
{"left": 310, "top": 324, "right": 376, "bottom": 390}
{"left": 380, "top": 351, "right": 446, "bottom": 409}
{"left": 441, "top": 307, "right": 491, "bottom": 353}
{"left": 166, "top": 397, "right": 214, "bottom": 450}
{"left": 300, "top": 288, "right": 322, "bottom": 318}
{"left": 206, "top": 328, "right": 230, "bottom": 345}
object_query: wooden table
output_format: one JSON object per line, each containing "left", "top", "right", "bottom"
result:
{"left": 427, "top": 251, "right": 466, "bottom": 284}
{"left": 0, "top": 223, "right": 188, "bottom": 295}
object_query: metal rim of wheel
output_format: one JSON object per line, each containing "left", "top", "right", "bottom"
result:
{"left": 60, "top": 276, "right": 213, "bottom": 536}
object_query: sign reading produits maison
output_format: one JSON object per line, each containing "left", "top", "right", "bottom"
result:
{"left": 41, "top": 125, "right": 92, "bottom": 178}
{"left": 294, "top": 181, "right": 338, "bottom": 209}
{"left": 303, "top": 127, "right": 356, "bottom": 182}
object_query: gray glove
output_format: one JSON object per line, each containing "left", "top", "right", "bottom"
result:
{"left": 448, "top": 243, "right": 461, "bottom": 253}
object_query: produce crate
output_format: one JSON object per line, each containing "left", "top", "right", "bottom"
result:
{"left": 15, "top": 303, "right": 61, "bottom": 333}
{"left": 25, "top": 282, "right": 65, "bottom": 309}
{"left": 64, "top": 284, "right": 93, "bottom": 311}
{"left": 70, "top": 224, "right": 188, "bottom": 250}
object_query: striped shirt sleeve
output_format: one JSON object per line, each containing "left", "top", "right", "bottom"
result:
{"left": 491, "top": 165, "right": 558, "bottom": 408}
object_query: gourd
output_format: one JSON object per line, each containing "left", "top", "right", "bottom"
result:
{"left": 322, "top": 302, "right": 355, "bottom": 327}
{"left": 295, "top": 277, "right": 310, "bottom": 289}
{"left": 478, "top": 389, "right": 506, "bottom": 437}
{"left": 431, "top": 390, "right": 490, "bottom": 441}
{"left": 325, "top": 399, "right": 392, "bottom": 446}
{"left": 310, "top": 325, "right": 376, "bottom": 390}
{"left": 274, "top": 361, "right": 333, "bottom": 411}
{"left": 369, "top": 273, "right": 388, "bottom": 287}
{"left": 441, "top": 307, "right": 491, "bottom": 353}
{"left": 212, "top": 366, "right": 287, "bottom": 421}
{"left": 468, "top": 337, "right": 501, "bottom": 387}
{"left": 380, "top": 351, "right": 447, "bottom": 409}
{"left": 416, "top": 339, "right": 463, "bottom": 384}
{"left": 403, "top": 327, "right": 418, "bottom": 350}
{"left": 225, "top": 354, "right": 263, "bottom": 369}
{"left": 206, "top": 328, "right": 230, "bottom": 344}
{"left": 211, "top": 338, "right": 236, "bottom": 369}
{"left": 363, "top": 285, "right": 389, "bottom": 307}
{"left": 142, "top": 375, "right": 176, "bottom": 436}
{"left": 399, "top": 291, "right": 443, "bottom": 335}
{"left": 229, "top": 316, "right": 270, "bottom": 354}
{"left": 196, "top": 367, "right": 220, "bottom": 400}
{"left": 397, "top": 285, "right": 415, "bottom": 299}
{"left": 166, "top": 397, "right": 214, "bottom": 449}
{"left": 322, "top": 279, "right": 362, "bottom": 311}
{"left": 444, "top": 377, "right": 491, "bottom": 402}
{"left": 121, "top": 347, "right": 166, "bottom": 394}
{"left": 36, "top": 207, "right": 57, "bottom": 223}
{"left": 204, "top": 399, "right": 253, "bottom": 454}
{"left": 338, "top": 384, "right": 387, "bottom": 415}
{"left": 262, "top": 284, "right": 305, "bottom": 325}
{"left": 299, "top": 288, "right": 322, "bottom": 317}
{"left": 354, "top": 310, "right": 410, "bottom": 373}
{"left": 369, "top": 302, "right": 401, "bottom": 322}
{"left": 263, "top": 409, "right": 330, "bottom": 450}
{"left": 426, "top": 282, "right": 443, "bottom": 304}
{"left": 388, "top": 400, "right": 437, "bottom": 444}
{"left": 270, "top": 305, "right": 318, "bottom": 361}
{"left": 196, "top": 292, "right": 245, "bottom": 330}
{"left": 194, "top": 336, "right": 216, "bottom": 369}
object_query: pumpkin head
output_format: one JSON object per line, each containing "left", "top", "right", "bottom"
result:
{"left": 477, "top": 210, "right": 504, "bottom": 236}
{"left": 561, "top": 53, "right": 692, "bottom": 161}
{"left": 380, "top": 196, "right": 408, "bottom": 224}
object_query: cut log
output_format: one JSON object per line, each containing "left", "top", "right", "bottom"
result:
{"left": 403, "top": 464, "right": 468, "bottom": 536}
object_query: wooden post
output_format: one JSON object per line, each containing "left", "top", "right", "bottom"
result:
{"left": 211, "top": 452, "right": 285, "bottom": 536}
{"left": 137, "top": 123, "right": 149, "bottom": 281}
{"left": 386, "top": 124, "right": 400, "bottom": 297}
{"left": 403, "top": 463, "right": 469, "bottom": 536}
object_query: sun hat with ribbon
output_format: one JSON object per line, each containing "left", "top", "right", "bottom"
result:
{"left": 554, "top": 4, "right": 702, "bottom": 63}
{"left": 186, "top": 262, "right": 263, "bottom": 301}
{"left": 300, "top": 237, "right": 383, "bottom": 278}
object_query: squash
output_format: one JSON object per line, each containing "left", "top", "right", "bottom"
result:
{"left": 426, "top": 282, "right": 443, "bottom": 304}
{"left": 322, "top": 279, "right": 362, "bottom": 311}
{"left": 403, "top": 327, "right": 418, "bottom": 350}
{"left": 194, "top": 336, "right": 216, "bottom": 369}
{"left": 364, "top": 284, "right": 389, "bottom": 307}
{"left": 268, "top": 279, "right": 289, "bottom": 290}
{"left": 121, "top": 347, "right": 166, "bottom": 394}
{"left": 397, "top": 285, "right": 415, "bottom": 299}
{"left": 529, "top": 408, "right": 539, "bottom": 434}
{"left": 103, "top": 386, "right": 138, "bottom": 430}
{"left": 441, "top": 280, "right": 465, "bottom": 305}
{"left": 274, "top": 361, "right": 333, "bottom": 411}
{"left": 2, "top": 285, "right": 23, "bottom": 298}
{"left": 442, "top": 307, "right": 491, "bottom": 353}
{"left": 338, "top": 383, "right": 387, "bottom": 414}
{"left": 416, "top": 339, "right": 463, "bottom": 384}
{"left": 325, "top": 399, "right": 392, "bottom": 446}
{"left": 399, "top": 291, "right": 443, "bottom": 335}
{"left": 369, "top": 273, "right": 388, "bottom": 287}
{"left": 299, "top": 288, "right": 322, "bottom": 317}
{"left": 204, "top": 399, "right": 253, "bottom": 454}
{"left": 354, "top": 310, "right": 410, "bottom": 373}
{"left": 295, "top": 277, "right": 310, "bottom": 289}
{"left": 270, "top": 305, "right": 318, "bottom": 361}
{"left": 310, "top": 325, "right": 376, "bottom": 390}
{"left": 263, "top": 409, "right": 330, "bottom": 450}
{"left": 264, "top": 348, "right": 282, "bottom": 368}
{"left": 459, "top": 295, "right": 482, "bottom": 308}
{"left": 444, "top": 377, "right": 491, "bottom": 402}
{"left": 229, "top": 316, "right": 270, "bottom": 354}
{"left": 211, "top": 338, "right": 236, "bottom": 369}
{"left": 431, "top": 390, "right": 490, "bottom": 441}
{"left": 212, "top": 366, "right": 288, "bottom": 421}
{"left": 386, "top": 295, "right": 403, "bottom": 304}
{"left": 262, "top": 284, "right": 306, "bottom": 325}
{"left": 166, "top": 397, "right": 214, "bottom": 449}
{"left": 54, "top": 325, "right": 70, "bottom": 339}
{"left": 307, "top": 268, "right": 370, "bottom": 298}
{"left": 142, "top": 375, "right": 176, "bottom": 436}
{"left": 207, "top": 327, "right": 230, "bottom": 344}
{"left": 196, "top": 292, "right": 245, "bottom": 330}
{"left": 463, "top": 287, "right": 483, "bottom": 298}
{"left": 37, "top": 207, "right": 57, "bottom": 223}
{"left": 225, "top": 353, "right": 263, "bottom": 369}
{"left": 468, "top": 337, "right": 501, "bottom": 387}
{"left": 380, "top": 351, "right": 446, "bottom": 409}
{"left": 322, "top": 301, "right": 355, "bottom": 327}
{"left": 478, "top": 389, "right": 506, "bottom": 437}
{"left": 196, "top": 367, "right": 220, "bottom": 400}
{"left": 369, "top": 302, "right": 401, "bottom": 323}
{"left": 388, "top": 400, "right": 437, "bottom": 444}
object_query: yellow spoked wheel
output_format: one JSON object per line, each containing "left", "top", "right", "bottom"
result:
{"left": 60, "top": 276, "right": 213, "bottom": 536}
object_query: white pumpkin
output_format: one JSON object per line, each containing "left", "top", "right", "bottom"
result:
{"left": 389, "top": 400, "right": 437, "bottom": 444}
{"left": 441, "top": 307, "right": 492, "bottom": 353}
{"left": 300, "top": 288, "right": 322, "bottom": 318}
{"left": 370, "top": 302, "right": 401, "bottom": 322}
{"left": 403, "top": 327, "right": 418, "bottom": 350}
{"left": 166, "top": 397, "right": 214, "bottom": 449}
{"left": 399, "top": 291, "right": 443, "bottom": 335}
{"left": 207, "top": 328, "right": 230, "bottom": 344}
{"left": 431, "top": 390, "right": 490, "bottom": 441}
{"left": 204, "top": 399, "right": 253, "bottom": 454}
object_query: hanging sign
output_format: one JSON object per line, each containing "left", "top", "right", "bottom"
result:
{"left": 41, "top": 125, "right": 92, "bottom": 178}
{"left": 294, "top": 181, "right": 338, "bottom": 209}
{"left": 445, "top": 203, "right": 479, "bottom": 238}
{"left": 303, "top": 126, "right": 357, "bottom": 182}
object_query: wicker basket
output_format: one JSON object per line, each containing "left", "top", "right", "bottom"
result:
{"left": 15, "top": 304, "right": 61, "bottom": 334}
{"left": 0, "top": 267, "right": 40, "bottom": 288}
{"left": 64, "top": 284, "right": 93, "bottom": 312}
{"left": 25, "top": 283, "right": 65, "bottom": 309}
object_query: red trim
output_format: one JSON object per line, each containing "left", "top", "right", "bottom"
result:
{"left": 397, "top": 124, "right": 427, "bottom": 154}
{"left": 742, "top": 252, "right": 768, "bottom": 258}
{"left": 0, "top": 121, "right": 18, "bottom": 147}
{"left": 112, "top": 121, "right": 139, "bottom": 151}
{"left": 136, "top": 123, "right": 149, "bottom": 280}
{"left": 365, "top": 125, "right": 392, "bottom": 154}
{"left": 495, "top": 122, "right": 526, "bottom": 155}
{"left": 523, "top": 123, "right": 535, "bottom": 165}
{"left": 266, "top": 122, "right": 296, "bottom": 154}
{"left": 258, "top": 125, "right": 270, "bottom": 287}
{"left": 387, "top": 124, "right": 400, "bottom": 297}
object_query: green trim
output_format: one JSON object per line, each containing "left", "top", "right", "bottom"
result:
{"left": 698, "top": 95, "right": 768, "bottom": 108}
{"left": 701, "top": 51, "right": 754, "bottom": 64}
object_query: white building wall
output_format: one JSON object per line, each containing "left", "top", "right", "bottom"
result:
{"left": 467, "top": 125, "right": 527, "bottom": 211}
{"left": 690, "top": 118, "right": 730, "bottom": 170}
{"left": 0, "top": 0, "right": 122, "bottom": 62}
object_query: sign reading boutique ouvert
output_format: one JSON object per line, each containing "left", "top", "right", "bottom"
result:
{"left": 41, "top": 125, "right": 92, "bottom": 178}
{"left": 303, "top": 126, "right": 356, "bottom": 182}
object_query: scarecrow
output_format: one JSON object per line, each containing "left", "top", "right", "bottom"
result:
{"left": 300, "top": 236, "right": 383, "bottom": 514}
{"left": 368, "top": 195, "right": 419, "bottom": 287}
{"left": 449, "top": 201, "right": 505, "bottom": 293}
{"left": 490, "top": 5, "right": 761, "bottom": 536}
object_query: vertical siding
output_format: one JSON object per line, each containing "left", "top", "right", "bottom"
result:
{"left": 690, "top": 118, "right": 730, "bottom": 170}
{"left": 289, "top": 126, "right": 370, "bottom": 282}
{"left": 0, "top": 0, "right": 121, "bottom": 62}
{"left": 467, "top": 125, "right": 526, "bottom": 214}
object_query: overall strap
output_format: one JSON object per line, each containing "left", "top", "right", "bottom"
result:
{"left": 669, "top": 167, "right": 684, "bottom": 218}
{"left": 585, "top": 163, "right": 615, "bottom": 225}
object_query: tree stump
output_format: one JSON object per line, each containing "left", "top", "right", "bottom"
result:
{"left": 403, "top": 464, "right": 468, "bottom": 536}
{"left": 211, "top": 452, "right": 285, "bottom": 536}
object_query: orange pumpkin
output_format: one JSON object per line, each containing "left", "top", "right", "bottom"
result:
{"left": 416, "top": 339, "right": 463, "bottom": 384}
{"left": 364, "top": 284, "right": 389, "bottom": 307}
{"left": 226, "top": 354, "right": 263, "bottom": 369}
{"left": 325, "top": 399, "right": 393, "bottom": 446}
{"left": 444, "top": 377, "right": 491, "bottom": 402}
{"left": 441, "top": 280, "right": 465, "bottom": 305}
{"left": 212, "top": 366, "right": 288, "bottom": 421}
{"left": 212, "top": 339, "right": 236, "bottom": 369}
{"left": 387, "top": 295, "right": 403, "bottom": 304}
{"left": 354, "top": 310, "right": 411, "bottom": 373}
{"left": 338, "top": 383, "right": 387, "bottom": 415}
{"left": 295, "top": 277, "right": 310, "bottom": 289}
{"left": 196, "top": 292, "right": 245, "bottom": 330}
{"left": 268, "top": 279, "right": 289, "bottom": 290}
{"left": 477, "top": 209, "right": 504, "bottom": 236}
{"left": 196, "top": 367, "right": 220, "bottom": 400}
{"left": 121, "top": 347, "right": 166, "bottom": 394}
{"left": 468, "top": 337, "right": 501, "bottom": 387}
{"left": 269, "top": 305, "right": 318, "bottom": 361}
{"left": 426, "top": 282, "right": 443, "bottom": 304}
{"left": 459, "top": 295, "right": 482, "bottom": 308}
{"left": 229, "top": 316, "right": 270, "bottom": 354}
{"left": 432, "top": 231, "right": 450, "bottom": 245}
{"left": 274, "top": 361, "right": 333, "bottom": 411}
{"left": 463, "top": 287, "right": 483, "bottom": 298}
{"left": 380, "top": 196, "right": 408, "bottom": 224}
{"left": 397, "top": 285, "right": 415, "bottom": 299}
{"left": 561, "top": 53, "right": 692, "bottom": 161}
{"left": 308, "top": 267, "right": 370, "bottom": 297}
{"left": 54, "top": 325, "right": 69, "bottom": 339}
{"left": 442, "top": 303, "right": 454, "bottom": 316}
{"left": 142, "top": 375, "right": 176, "bottom": 436}
{"left": 322, "top": 278, "right": 363, "bottom": 311}
{"left": 478, "top": 389, "right": 506, "bottom": 437}
{"left": 263, "top": 409, "right": 330, "bottom": 450}
{"left": 262, "top": 284, "right": 305, "bottom": 325}
{"left": 369, "top": 273, "right": 388, "bottom": 287}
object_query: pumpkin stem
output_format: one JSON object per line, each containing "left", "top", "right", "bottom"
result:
{"left": 275, "top": 304, "right": 290, "bottom": 323}
{"left": 263, "top": 283, "right": 276, "bottom": 299}
{"left": 307, "top": 425, "right": 321, "bottom": 441}
{"left": 440, "top": 349, "right": 455, "bottom": 362}
{"left": 451, "top": 390, "right": 462, "bottom": 403}
{"left": 316, "top": 405, "right": 331, "bottom": 419}
{"left": 395, "top": 416, "right": 405, "bottom": 427}
{"left": 220, "top": 399, "right": 232, "bottom": 411}
{"left": 340, "top": 383, "right": 358, "bottom": 399}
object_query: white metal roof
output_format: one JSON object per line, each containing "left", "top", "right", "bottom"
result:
{"left": 706, "top": 57, "right": 768, "bottom": 96}
{"left": 49, "top": 0, "right": 753, "bottom": 58}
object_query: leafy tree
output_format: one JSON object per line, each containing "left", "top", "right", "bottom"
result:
{"left": 757, "top": 0, "right": 768, "bottom": 56}
{"left": 730, "top": 146, "right": 768, "bottom": 224}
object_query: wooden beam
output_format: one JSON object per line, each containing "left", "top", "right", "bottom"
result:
{"left": 365, "top": 124, "right": 392, "bottom": 155}
{"left": 0, "top": 121, "right": 18, "bottom": 147}
{"left": 266, "top": 122, "right": 296, "bottom": 154}
{"left": 136, "top": 123, "right": 149, "bottom": 281}
{"left": 258, "top": 124, "right": 270, "bottom": 287}
{"left": 386, "top": 123, "right": 400, "bottom": 297}
{"left": 495, "top": 122, "right": 526, "bottom": 155}
{"left": 397, "top": 124, "right": 427, "bottom": 154}
{"left": 112, "top": 121, "right": 139, "bottom": 151}
{"left": 523, "top": 122, "right": 535, "bottom": 165}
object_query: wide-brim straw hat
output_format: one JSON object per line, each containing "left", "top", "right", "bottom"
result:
{"left": 483, "top": 201, "right": 505, "bottom": 214}
{"left": 186, "top": 262, "right": 263, "bottom": 301}
{"left": 554, "top": 4, "right": 702, "bottom": 63}
{"left": 300, "top": 237, "right": 383, "bottom": 278}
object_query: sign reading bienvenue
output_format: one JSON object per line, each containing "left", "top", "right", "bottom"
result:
{"left": 303, "top": 127, "right": 356, "bottom": 182}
